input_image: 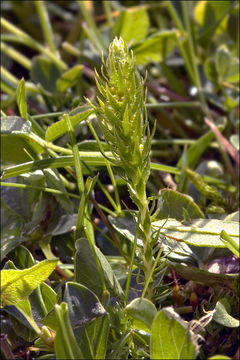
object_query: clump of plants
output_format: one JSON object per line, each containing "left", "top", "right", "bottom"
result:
{"left": 1, "top": 1, "right": 239, "bottom": 360}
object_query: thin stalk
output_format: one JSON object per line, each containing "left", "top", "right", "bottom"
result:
{"left": 32, "top": 111, "right": 64, "bottom": 119}
{"left": 35, "top": 1, "right": 57, "bottom": 55}
{"left": 146, "top": 101, "right": 200, "bottom": 109}
{"left": 181, "top": 1, "right": 211, "bottom": 119}
{"left": 1, "top": 17, "right": 67, "bottom": 70}
{"left": 103, "top": 1, "right": 113, "bottom": 28}
{"left": 78, "top": 1, "right": 107, "bottom": 51}
{"left": 124, "top": 216, "right": 139, "bottom": 306}
{"left": 62, "top": 41, "right": 81, "bottom": 56}
{"left": 0, "top": 181, "right": 80, "bottom": 199}
{"left": 1, "top": 65, "right": 38, "bottom": 93}
{"left": 1, "top": 41, "right": 32, "bottom": 69}
{"left": 64, "top": 114, "right": 84, "bottom": 194}
{"left": 166, "top": 1, "right": 195, "bottom": 82}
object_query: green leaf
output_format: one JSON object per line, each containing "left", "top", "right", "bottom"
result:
{"left": 177, "top": 123, "right": 224, "bottom": 171}
{"left": 16, "top": 78, "right": 27, "bottom": 120}
{"left": 1, "top": 116, "right": 44, "bottom": 163}
{"left": 213, "top": 298, "right": 240, "bottom": 328}
{"left": 156, "top": 189, "right": 204, "bottom": 220}
{"left": 75, "top": 238, "right": 124, "bottom": 299}
{"left": 114, "top": 8, "right": 149, "bottom": 45}
{"left": 208, "top": 355, "right": 231, "bottom": 359}
{"left": 45, "top": 106, "right": 93, "bottom": 142}
{"left": 30, "top": 55, "right": 62, "bottom": 92}
{"left": 1, "top": 199, "right": 25, "bottom": 261}
{"left": 167, "top": 260, "right": 238, "bottom": 291}
{"left": 1, "top": 259, "right": 58, "bottom": 306}
{"left": 92, "top": 314, "right": 110, "bottom": 359}
{"left": 125, "top": 298, "right": 157, "bottom": 332}
{"left": 134, "top": 30, "right": 176, "bottom": 65}
{"left": 63, "top": 282, "right": 106, "bottom": 328}
{"left": 54, "top": 302, "right": 84, "bottom": 359}
{"left": 56, "top": 65, "right": 83, "bottom": 92}
{"left": 152, "top": 218, "right": 239, "bottom": 248}
{"left": 151, "top": 307, "right": 200, "bottom": 359}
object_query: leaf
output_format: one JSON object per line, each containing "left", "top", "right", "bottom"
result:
{"left": 54, "top": 302, "right": 84, "bottom": 359}
{"left": 213, "top": 298, "right": 240, "bottom": 328}
{"left": 63, "top": 282, "right": 106, "bottom": 328}
{"left": 45, "top": 105, "right": 93, "bottom": 142}
{"left": 156, "top": 189, "right": 204, "bottom": 220}
{"left": 1, "top": 199, "right": 25, "bottom": 261}
{"left": 152, "top": 218, "right": 239, "bottom": 248}
{"left": 16, "top": 78, "right": 27, "bottom": 120}
{"left": 151, "top": 307, "right": 200, "bottom": 359}
{"left": 134, "top": 30, "right": 176, "bottom": 65}
{"left": 91, "top": 314, "right": 110, "bottom": 359}
{"left": 167, "top": 260, "right": 238, "bottom": 291}
{"left": 30, "top": 55, "right": 62, "bottom": 92}
{"left": 75, "top": 238, "right": 124, "bottom": 299}
{"left": 1, "top": 116, "right": 44, "bottom": 163}
{"left": 208, "top": 355, "right": 231, "bottom": 359}
{"left": 125, "top": 298, "right": 157, "bottom": 332}
{"left": 177, "top": 123, "right": 224, "bottom": 171}
{"left": 1, "top": 259, "right": 58, "bottom": 306}
{"left": 57, "top": 65, "right": 83, "bottom": 92}
{"left": 114, "top": 8, "right": 149, "bottom": 45}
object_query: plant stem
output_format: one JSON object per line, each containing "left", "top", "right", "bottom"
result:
{"left": 1, "top": 17, "right": 67, "bottom": 70}
{"left": 1, "top": 41, "right": 32, "bottom": 69}
{"left": 35, "top": 1, "right": 57, "bottom": 55}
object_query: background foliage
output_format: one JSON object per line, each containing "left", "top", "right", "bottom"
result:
{"left": 0, "top": 1, "right": 239, "bottom": 359}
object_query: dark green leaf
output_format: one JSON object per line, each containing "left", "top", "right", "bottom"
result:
{"left": 156, "top": 189, "right": 204, "bottom": 220}
{"left": 64, "top": 282, "right": 106, "bottom": 328}
{"left": 1, "top": 116, "right": 44, "bottom": 163}
{"left": 31, "top": 55, "right": 62, "bottom": 92}
{"left": 75, "top": 238, "right": 124, "bottom": 299}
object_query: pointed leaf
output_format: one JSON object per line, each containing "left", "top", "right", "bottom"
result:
{"left": 16, "top": 78, "right": 27, "bottom": 120}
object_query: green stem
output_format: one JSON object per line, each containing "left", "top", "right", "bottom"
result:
{"left": 1, "top": 17, "right": 67, "bottom": 70}
{"left": 78, "top": 1, "right": 107, "bottom": 51}
{"left": 146, "top": 101, "right": 200, "bottom": 109}
{"left": 1, "top": 41, "right": 31, "bottom": 69}
{"left": 181, "top": 1, "right": 211, "bottom": 119}
{"left": 35, "top": 1, "right": 57, "bottom": 55}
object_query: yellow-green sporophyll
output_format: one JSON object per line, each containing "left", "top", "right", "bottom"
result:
{"left": 88, "top": 37, "right": 155, "bottom": 299}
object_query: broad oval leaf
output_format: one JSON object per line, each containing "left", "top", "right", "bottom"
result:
{"left": 134, "top": 30, "right": 176, "bottom": 65}
{"left": 75, "top": 238, "right": 124, "bottom": 299}
{"left": 151, "top": 307, "right": 200, "bottom": 359}
{"left": 213, "top": 298, "right": 240, "bottom": 328}
{"left": 156, "top": 189, "right": 204, "bottom": 220}
{"left": 1, "top": 116, "right": 44, "bottom": 163}
{"left": 125, "top": 298, "right": 157, "bottom": 332}
{"left": 1, "top": 259, "right": 58, "bottom": 306}
{"left": 114, "top": 8, "right": 149, "bottom": 45}
{"left": 63, "top": 282, "right": 106, "bottom": 328}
